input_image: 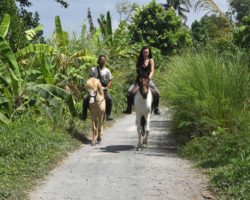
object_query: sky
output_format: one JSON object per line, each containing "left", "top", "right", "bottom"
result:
{"left": 27, "top": 0, "right": 229, "bottom": 38}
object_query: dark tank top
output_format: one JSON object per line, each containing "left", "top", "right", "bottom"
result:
{"left": 136, "top": 59, "right": 151, "bottom": 78}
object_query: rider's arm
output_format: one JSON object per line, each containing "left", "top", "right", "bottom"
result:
{"left": 149, "top": 59, "right": 154, "bottom": 80}
{"left": 107, "top": 80, "right": 112, "bottom": 89}
{"left": 105, "top": 68, "right": 112, "bottom": 89}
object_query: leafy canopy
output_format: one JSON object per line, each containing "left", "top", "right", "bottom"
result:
{"left": 191, "top": 14, "right": 233, "bottom": 47}
{"left": 128, "top": 0, "right": 192, "bottom": 55}
{"left": 228, "top": 0, "right": 250, "bottom": 23}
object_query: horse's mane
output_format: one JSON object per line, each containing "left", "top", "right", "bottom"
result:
{"left": 86, "top": 77, "right": 104, "bottom": 96}
{"left": 86, "top": 77, "right": 98, "bottom": 89}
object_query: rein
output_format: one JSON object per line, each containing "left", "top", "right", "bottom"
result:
{"left": 89, "top": 90, "right": 105, "bottom": 103}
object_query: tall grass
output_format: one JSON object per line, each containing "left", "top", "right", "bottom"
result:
{"left": 161, "top": 49, "right": 250, "bottom": 199}
{"left": 163, "top": 49, "right": 249, "bottom": 136}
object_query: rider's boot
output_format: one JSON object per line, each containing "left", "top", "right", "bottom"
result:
{"left": 122, "top": 94, "right": 133, "bottom": 114}
{"left": 106, "top": 97, "right": 113, "bottom": 121}
{"left": 153, "top": 94, "right": 160, "bottom": 115}
{"left": 80, "top": 97, "right": 89, "bottom": 121}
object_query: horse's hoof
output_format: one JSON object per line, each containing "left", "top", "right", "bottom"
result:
{"left": 136, "top": 147, "right": 142, "bottom": 151}
{"left": 97, "top": 137, "right": 102, "bottom": 142}
{"left": 91, "top": 141, "right": 96, "bottom": 146}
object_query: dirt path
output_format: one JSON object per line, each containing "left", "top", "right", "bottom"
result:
{"left": 29, "top": 109, "right": 209, "bottom": 200}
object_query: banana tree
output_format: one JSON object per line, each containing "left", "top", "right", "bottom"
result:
{"left": 0, "top": 14, "right": 77, "bottom": 124}
{"left": 162, "top": 0, "right": 192, "bottom": 22}
{"left": 15, "top": 15, "right": 97, "bottom": 98}
{"left": 97, "top": 11, "right": 113, "bottom": 47}
{"left": 17, "top": 16, "right": 96, "bottom": 77}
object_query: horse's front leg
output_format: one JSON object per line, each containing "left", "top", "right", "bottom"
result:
{"left": 97, "top": 114, "right": 104, "bottom": 142}
{"left": 143, "top": 114, "right": 150, "bottom": 148}
{"left": 136, "top": 116, "right": 142, "bottom": 151}
{"left": 91, "top": 118, "right": 98, "bottom": 146}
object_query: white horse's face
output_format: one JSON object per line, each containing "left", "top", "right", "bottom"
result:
{"left": 88, "top": 89, "right": 97, "bottom": 104}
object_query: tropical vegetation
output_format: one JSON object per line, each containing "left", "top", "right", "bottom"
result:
{"left": 0, "top": 0, "right": 249, "bottom": 199}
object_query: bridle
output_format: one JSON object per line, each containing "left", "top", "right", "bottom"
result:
{"left": 138, "top": 79, "right": 149, "bottom": 99}
{"left": 88, "top": 89, "right": 105, "bottom": 103}
{"left": 89, "top": 90, "right": 97, "bottom": 98}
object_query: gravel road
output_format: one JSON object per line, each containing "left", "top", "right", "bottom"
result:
{"left": 29, "top": 109, "right": 209, "bottom": 200}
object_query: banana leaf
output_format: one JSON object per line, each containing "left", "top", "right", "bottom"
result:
{"left": 0, "top": 112, "right": 11, "bottom": 124}
{"left": 39, "top": 55, "right": 54, "bottom": 84}
{"left": 0, "top": 62, "right": 12, "bottom": 86}
{"left": 0, "top": 35, "right": 21, "bottom": 96}
{"left": 55, "top": 16, "right": 68, "bottom": 53}
{"left": 57, "top": 75, "right": 85, "bottom": 87}
{"left": 15, "top": 44, "right": 57, "bottom": 58}
{"left": 30, "top": 84, "right": 77, "bottom": 116}
{"left": 0, "top": 14, "right": 10, "bottom": 38}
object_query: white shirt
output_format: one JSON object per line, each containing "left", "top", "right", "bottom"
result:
{"left": 89, "top": 66, "right": 112, "bottom": 82}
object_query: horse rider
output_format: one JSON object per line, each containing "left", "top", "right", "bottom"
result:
{"left": 122, "top": 46, "right": 160, "bottom": 115}
{"left": 81, "top": 55, "right": 113, "bottom": 121}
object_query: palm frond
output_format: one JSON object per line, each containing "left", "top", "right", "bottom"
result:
{"left": 191, "top": 0, "right": 232, "bottom": 26}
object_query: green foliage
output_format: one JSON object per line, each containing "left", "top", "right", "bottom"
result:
{"left": 228, "top": 0, "right": 250, "bottom": 23}
{"left": 129, "top": 0, "right": 192, "bottom": 55}
{"left": 168, "top": 49, "right": 250, "bottom": 200}
{"left": 192, "top": 0, "right": 230, "bottom": 23}
{"left": 234, "top": 16, "right": 250, "bottom": 49}
{"left": 162, "top": 0, "right": 191, "bottom": 22}
{"left": 0, "top": 110, "right": 81, "bottom": 199}
{"left": 0, "top": 14, "right": 10, "bottom": 38}
{"left": 25, "top": 25, "right": 43, "bottom": 41}
{"left": 87, "top": 8, "right": 96, "bottom": 33}
{"left": 97, "top": 11, "right": 113, "bottom": 47}
{"left": 163, "top": 49, "right": 249, "bottom": 136}
{"left": 30, "top": 84, "right": 77, "bottom": 116}
{"left": 0, "top": 15, "right": 80, "bottom": 123}
{"left": 191, "top": 14, "right": 233, "bottom": 50}
{"left": 0, "top": 0, "right": 40, "bottom": 51}
{"left": 180, "top": 131, "right": 250, "bottom": 199}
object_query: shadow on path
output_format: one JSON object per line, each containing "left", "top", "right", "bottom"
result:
{"left": 68, "top": 128, "right": 92, "bottom": 145}
{"left": 99, "top": 145, "right": 135, "bottom": 153}
{"left": 143, "top": 119, "right": 177, "bottom": 157}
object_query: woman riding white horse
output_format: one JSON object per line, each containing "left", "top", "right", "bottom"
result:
{"left": 123, "top": 46, "right": 160, "bottom": 115}
{"left": 133, "top": 72, "right": 153, "bottom": 150}
{"left": 86, "top": 77, "right": 106, "bottom": 146}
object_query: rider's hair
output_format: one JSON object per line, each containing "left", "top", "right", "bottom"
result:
{"left": 136, "top": 46, "right": 152, "bottom": 68}
{"left": 97, "top": 55, "right": 106, "bottom": 64}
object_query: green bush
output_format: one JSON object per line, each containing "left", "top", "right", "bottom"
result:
{"left": 163, "top": 49, "right": 249, "bottom": 136}
{"left": 180, "top": 131, "right": 250, "bottom": 199}
{"left": 163, "top": 48, "right": 250, "bottom": 199}
{"left": 0, "top": 110, "right": 81, "bottom": 199}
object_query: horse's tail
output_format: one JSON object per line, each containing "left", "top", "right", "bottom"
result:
{"left": 141, "top": 116, "right": 146, "bottom": 136}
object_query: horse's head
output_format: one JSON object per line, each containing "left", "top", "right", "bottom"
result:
{"left": 138, "top": 73, "right": 150, "bottom": 99}
{"left": 86, "top": 78, "right": 99, "bottom": 104}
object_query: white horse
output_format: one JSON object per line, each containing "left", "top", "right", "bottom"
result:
{"left": 133, "top": 75, "right": 153, "bottom": 150}
{"left": 86, "top": 77, "right": 106, "bottom": 146}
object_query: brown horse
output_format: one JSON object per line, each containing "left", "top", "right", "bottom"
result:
{"left": 86, "top": 77, "right": 106, "bottom": 145}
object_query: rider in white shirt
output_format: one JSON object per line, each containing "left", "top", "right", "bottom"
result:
{"left": 81, "top": 55, "right": 113, "bottom": 121}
